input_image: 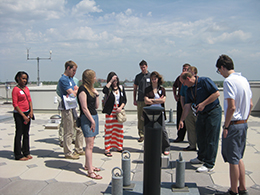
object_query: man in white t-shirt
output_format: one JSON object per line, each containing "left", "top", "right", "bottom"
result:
{"left": 216, "top": 54, "right": 253, "bottom": 195}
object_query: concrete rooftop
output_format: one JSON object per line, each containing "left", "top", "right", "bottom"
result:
{"left": 0, "top": 102, "right": 260, "bottom": 195}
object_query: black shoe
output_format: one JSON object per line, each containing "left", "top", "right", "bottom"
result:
{"left": 183, "top": 146, "right": 196, "bottom": 151}
{"left": 173, "top": 138, "right": 183, "bottom": 143}
{"left": 138, "top": 137, "right": 144, "bottom": 142}
{"left": 238, "top": 187, "right": 248, "bottom": 195}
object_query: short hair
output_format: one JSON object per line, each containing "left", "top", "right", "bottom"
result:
{"left": 181, "top": 72, "right": 192, "bottom": 80}
{"left": 106, "top": 71, "right": 120, "bottom": 89}
{"left": 139, "top": 60, "right": 147, "bottom": 66}
{"left": 216, "top": 54, "right": 234, "bottom": 70}
{"left": 14, "top": 71, "right": 29, "bottom": 85}
{"left": 188, "top": 66, "right": 198, "bottom": 75}
{"left": 150, "top": 71, "right": 164, "bottom": 86}
{"left": 183, "top": 63, "right": 191, "bottom": 68}
{"left": 65, "top": 60, "right": 78, "bottom": 70}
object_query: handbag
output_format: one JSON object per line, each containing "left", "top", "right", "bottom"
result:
{"left": 116, "top": 109, "right": 126, "bottom": 123}
{"left": 114, "top": 86, "right": 127, "bottom": 123}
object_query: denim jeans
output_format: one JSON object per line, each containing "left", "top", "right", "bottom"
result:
{"left": 196, "top": 105, "right": 222, "bottom": 168}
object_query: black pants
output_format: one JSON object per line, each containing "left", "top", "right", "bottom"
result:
{"left": 176, "top": 101, "right": 186, "bottom": 140}
{"left": 13, "top": 111, "right": 31, "bottom": 160}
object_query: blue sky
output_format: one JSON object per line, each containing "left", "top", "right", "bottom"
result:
{"left": 1, "top": 0, "right": 259, "bottom": 83}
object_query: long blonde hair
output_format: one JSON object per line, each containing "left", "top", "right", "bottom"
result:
{"left": 82, "top": 69, "right": 96, "bottom": 97}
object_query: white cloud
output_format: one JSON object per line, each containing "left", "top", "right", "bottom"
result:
{"left": 0, "top": 0, "right": 66, "bottom": 20}
{"left": 125, "top": 8, "right": 132, "bottom": 16}
{"left": 207, "top": 30, "right": 251, "bottom": 44}
{"left": 147, "top": 12, "right": 152, "bottom": 17}
{"left": 71, "top": 0, "right": 102, "bottom": 16}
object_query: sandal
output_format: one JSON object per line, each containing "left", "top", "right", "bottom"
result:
{"left": 104, "top": 151, "right": 112, "bottom": 157}
{"left": 84, "top": 166, "right": 101, "bottom": 172}
{"left": 87, "top": 172, "right": 102, "bottom": 180}
{"left": 164, "top": 151, "right": 170, "bottom": 155}
{"left": 18, "top": 157, "right": 28, "bottom": 161}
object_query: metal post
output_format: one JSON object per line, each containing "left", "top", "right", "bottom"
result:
{"left": 27, "top": 49, "right": 52, "bottom": 86}
{"left": 175, "top": 152, "right": 185, "bottom": 188}
{"left": 143, "top": 106, "right": 164, "bottom": 195}
{"left": 37, "top": 57, "right": 40, "bottom": 86}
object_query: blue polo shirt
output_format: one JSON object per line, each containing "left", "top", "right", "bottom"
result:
{"left": 185, "top": 77, "right": 219, "bottom": 113}
{"left": 58, "top": 74, "right": 76, "bottom": 96}
{"left": 179, "top": 84, "right": 188, "bottom": 97}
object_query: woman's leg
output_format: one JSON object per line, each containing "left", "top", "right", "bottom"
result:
{"left": 85, "top": 136, "right": 94, "bottom": 174}
{"left": 13, "top": 113, "right": 24, "bottom": 160}
{"left": 22, "top": 119, "right": 31, "bottom": 157}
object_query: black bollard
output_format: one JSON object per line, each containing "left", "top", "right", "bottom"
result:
{"left": 143, "top": 106, "right": 164, "bottom": 195}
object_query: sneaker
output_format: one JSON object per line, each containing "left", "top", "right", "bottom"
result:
{"left": 65, "top": 154, "right": 80, "bottom": 160}
{"left": 196, "top": 165, "right": 214, "bottom": 172}
{"left": 238, "top": 188, "right": 248, "bottom": 195}
{"left": 173, "top": 138, "right": 183, "bottom": 143}
{"left": 75, "top": 151, "right": 85, "bottom": 155}
{"left": 183, "top": 146, "right": 196, "bottom": 151}
{"left": 190, "top": 157, "right": 204, "bottom": 164}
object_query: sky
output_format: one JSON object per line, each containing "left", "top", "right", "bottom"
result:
{"left": 1, "top": 0, "right": 260, "bottom": 83}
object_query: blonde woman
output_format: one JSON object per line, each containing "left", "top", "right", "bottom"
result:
{"left": 77, "top": 69, "right": 102, "bottom": 180}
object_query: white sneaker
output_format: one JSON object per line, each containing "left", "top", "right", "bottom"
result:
{"left": 190, "top": 157, "right": 204, "bottom": 164}
{"left": 196, "top": 165, "right": 214, "bottom": 172}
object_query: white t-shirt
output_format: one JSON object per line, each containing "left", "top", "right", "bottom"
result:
{"left": 150, "top": 93, "right": 162, "bottom": 107}
{"left": 223, "top": 72, "right": 252, "bottom": 120}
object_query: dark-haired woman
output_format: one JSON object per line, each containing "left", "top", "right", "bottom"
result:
{"left": 12, "top": 71, "right": 34, "bottom": 161}
{"left": 102, "top": 72, "right": 127, "bottom": 157}
{"left": 144, "top": 71, "right": 170, "bottom": 155}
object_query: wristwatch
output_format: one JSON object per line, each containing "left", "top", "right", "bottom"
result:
{"left": 222, "top": 125, "right": 228, "bottom": 130}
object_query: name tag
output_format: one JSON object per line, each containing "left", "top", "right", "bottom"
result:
{"left": 70, "top": 82, "right": 72, "bottom": 86}
{"left": 146, "top": 78, "right": 150, "bottom": 82}
{"left": 20, "top": 91, "right": 24, "bottom": 95}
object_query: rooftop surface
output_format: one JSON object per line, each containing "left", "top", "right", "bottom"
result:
{"left": 0, "top": 102, "right": 260, "bottom": 195}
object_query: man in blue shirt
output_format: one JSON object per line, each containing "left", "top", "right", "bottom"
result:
{"left": 58, "top": 60, "right": 84, "bottom": 159}
{"left": 179, "top": 72, "right": 222, "bottom": 172}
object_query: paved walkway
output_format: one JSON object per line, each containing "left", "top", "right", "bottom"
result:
{"left": 0, "top": 102, "right": 260, "bottom": 195}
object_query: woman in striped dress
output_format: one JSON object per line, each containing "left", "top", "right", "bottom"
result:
{"left": 102, "top": 72, "right": 127, "bottom": 157}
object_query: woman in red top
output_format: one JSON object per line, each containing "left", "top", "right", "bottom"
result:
{"left": 12, "top": 71, "right": 34, "bottom": 161}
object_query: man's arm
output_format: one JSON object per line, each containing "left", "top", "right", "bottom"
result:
{"left": 178, "top": 103, "right": 191, "bottom": 130}
{"left": 172, "top": 86, "right": 178, "bottom": 102}
{"left": 133, "top": 84, "right": 138, "bottom": 106}
{"left": 180, "top": 95, "right": 185, "bottom": 109}
{"left": 196, "top": 91, "right": 220, "bottom": 112}
{"left": 223, "top": 98, "right": 235, "bottom": 138}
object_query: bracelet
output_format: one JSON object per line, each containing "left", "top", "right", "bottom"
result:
{"left": 96, "top": 94, "right": 99, "bottom": 97}
{"left": 222, "top": 125, "right": 228, "bottom": 130}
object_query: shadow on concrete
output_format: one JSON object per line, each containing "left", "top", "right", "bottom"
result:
{"left": 30, "top": 149, "right": 64, "bottom": 158}
{"left": 34, "top": 138, "right": 59, "bottom": 145}
{"left": 44, "top": 159, "right": 86, "bottom": 177}
{"left": 124, "top": 135, "right": 139, "bottom": 140}
{"left": 0, "top": 150, "right": 14, "bottom": 160}
{"left": 169, "top": 161, "right": 198, "bottom": 171}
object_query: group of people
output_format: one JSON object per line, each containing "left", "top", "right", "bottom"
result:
{"left": 12, "top": 55, "right": 253, "bottom": 194}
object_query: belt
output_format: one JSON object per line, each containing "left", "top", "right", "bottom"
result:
{"left": 229, "top": 120, "right": 247, "bottom": 126}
